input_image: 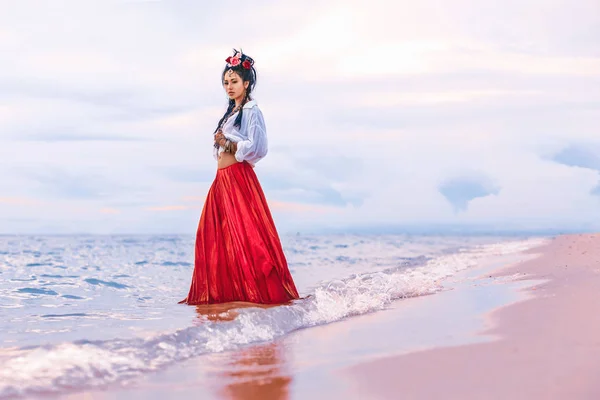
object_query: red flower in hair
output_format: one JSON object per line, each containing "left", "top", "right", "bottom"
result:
{"left": 242, "top": 60, "right": 252, "bottom": 69}
{"left": 225, "top": 56, "right": 232, "bottom": 64}
{"left": 230, "top": 56, "right": 241, "bottom": 66}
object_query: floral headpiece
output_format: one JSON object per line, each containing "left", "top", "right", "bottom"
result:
{"left": 225, "top": 49, "right": 254, "bottom": 70}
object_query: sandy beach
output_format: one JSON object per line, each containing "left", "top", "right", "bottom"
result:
{"left": 51, "top": 233, "right": 600, "bottom": 400}
{"left": 345, "top": 233, "right": 600, "bottom": 399}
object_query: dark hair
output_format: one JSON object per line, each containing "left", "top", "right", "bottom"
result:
{"left": 214, "top": 63, "right": 257, "bottom": 133}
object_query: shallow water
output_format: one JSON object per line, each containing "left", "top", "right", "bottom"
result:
{"left": 0, "top": 233, "right": 547, "bottom": 398}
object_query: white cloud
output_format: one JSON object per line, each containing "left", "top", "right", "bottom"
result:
{"left": 1, "top": 0, "right": 599, "bottom": 234}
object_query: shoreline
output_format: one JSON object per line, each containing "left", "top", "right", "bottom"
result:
{"left": 344, "top": 233, "right": 600, "bottom": 399}
{"left": 58, "top": 236, "right": 549, "bottom": 400}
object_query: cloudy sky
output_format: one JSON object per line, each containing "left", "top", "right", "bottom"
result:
{"left": 1, "top": 0, "right": 599, "bottom": 234}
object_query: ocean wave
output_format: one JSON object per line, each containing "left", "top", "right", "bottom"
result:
{"left": 0, "top": 237, "right": 547, "bottom": 398}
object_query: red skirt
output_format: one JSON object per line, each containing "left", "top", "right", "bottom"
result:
{"left": 180, "top": 161, "right": 300, "bottom": 305}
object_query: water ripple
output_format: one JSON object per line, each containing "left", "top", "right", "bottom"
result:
{"left": 16, "top": 288, "right": 58, "bottom": 296}
{"left": 84, "top": 278, "right": 129, "bottom": 289}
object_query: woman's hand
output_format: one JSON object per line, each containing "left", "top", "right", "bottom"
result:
{"left": 214, "top": 131, "right": 226, "bottom": 147}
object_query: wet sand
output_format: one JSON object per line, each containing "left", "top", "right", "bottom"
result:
{"left": 345, "top": 233, "right": 600, "bottom": 399}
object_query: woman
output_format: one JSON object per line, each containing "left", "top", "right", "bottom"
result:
{"left": 179, "top": 49, "right": 300, "bottom": 305}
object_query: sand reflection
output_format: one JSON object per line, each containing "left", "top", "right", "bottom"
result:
{"left": 193, "top": 304, "right": 292, "bottom": 400}
{"left": 217, "top": 342, "right": 291, "bottom": 400}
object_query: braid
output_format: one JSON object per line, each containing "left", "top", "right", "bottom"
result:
{"left": 214, "top": 99, "right": 235, "bottom": 133}
{"left": 233, "top": 88, "right": 251, "bottom": 129}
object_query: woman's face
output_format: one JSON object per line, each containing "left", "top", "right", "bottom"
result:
{"left": 223, "top": 70, "right": 249, "bottom": 102}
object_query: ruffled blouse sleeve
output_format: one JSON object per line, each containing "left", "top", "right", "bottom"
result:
{"left": 234, "top": 106, "right": 268, "bottom": 164}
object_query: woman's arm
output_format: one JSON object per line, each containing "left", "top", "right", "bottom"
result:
{"left": 233, "top": 107, "right": 268, "bottom": 164}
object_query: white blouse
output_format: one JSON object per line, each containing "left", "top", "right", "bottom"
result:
{"left": 213, "top": 100, "right": 268, "bottom": 166}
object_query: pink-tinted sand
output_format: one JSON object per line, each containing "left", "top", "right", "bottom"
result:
{"left": 344, "top": 233, "right": 600, "bottom": 399}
